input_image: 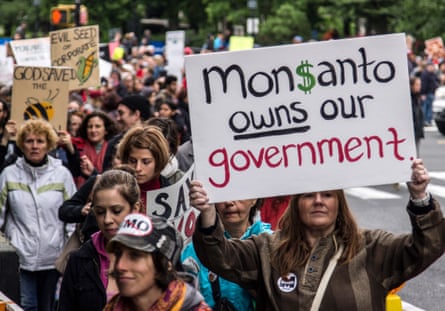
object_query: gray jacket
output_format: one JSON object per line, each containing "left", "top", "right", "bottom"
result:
{"left": 0, "top": 156, "right": 76, "bottom": 271}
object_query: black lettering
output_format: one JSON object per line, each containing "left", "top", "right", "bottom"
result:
{"left": 174, "top": 185, "right": 188, "bottom": 217}
{"left": 321, "top": 99, "right": 338, "bottom": 120}
{"left": 336, "top": 58, "right": 358, "bottom": 84}
{"left": 317, "top": 61, "right": 337, "bottom": 86}
{"left": 373, "top": 61, "right": 395, "bottom": 83}
{"left": 203, "top": 64, "right": 247, "bottom": 104}
{"left": 229, "top": 111, "right": 250, "bottom": 133}
{"left": 153, "top": 193, "right": 171, "bottom": 218}
{"left": 357, "top": 47, "right": 375, "bottom": 83}
{"left": 271, "top": 66, "right": 294, "bottom": 94}
{"left": 248, "top": 72, "right": 273, "bottom": 97}
{"left": 289, "top": 101, "right": 308, "bottom": 123}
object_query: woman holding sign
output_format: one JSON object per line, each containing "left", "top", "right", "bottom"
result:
{"left": 189, "top": 159, "right": 445, "bottom": 310}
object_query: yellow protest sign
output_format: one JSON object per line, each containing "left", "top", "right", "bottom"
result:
{"left": 229, "top": 36, "right": 255, "bottom": 51}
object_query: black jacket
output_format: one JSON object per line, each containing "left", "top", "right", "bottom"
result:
{"left": 59, "top": 175, "right": 99, "bottom": 241}
{"left": 58, "top": 240, "right": 106, "bottom": 311}
{"left": 102, "top": 132, "right": 123, "bottom": 171}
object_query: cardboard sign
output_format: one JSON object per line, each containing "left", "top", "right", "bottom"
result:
{"left": 50, "top": 25, "right": 100, "bottom": 90}
{"left": 185, "top": 33, "right": 415, "bottom": 202}
{"left": 146, "top": 165, "right": 198, "bottom": 242}
{"left": 11, "top": 66, "right": 71, "bottom": 130}
{"left": 10, "top": 37, "right": 51, "bottom": 67}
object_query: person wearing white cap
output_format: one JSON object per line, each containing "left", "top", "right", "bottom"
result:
{"left": 104, "top": 213, "right": 210, "bottom": 311}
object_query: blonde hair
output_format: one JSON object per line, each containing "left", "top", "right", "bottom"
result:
{"left": 16, "top": 119, "right": 58, "bottom": 152}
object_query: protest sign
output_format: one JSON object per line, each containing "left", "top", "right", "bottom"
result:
{"left": 146, "top": 165, "right": 198, "bottom": 242}
{"left": 10, "top": 37, "right": 51, "bottom": 67}
{"left": 185, "top": 33, "right": 414, "bottom": 202}
{"left": 11, "top": 66, "right": 71, "bottom": 130}
{"left": 99, "top": 58, "right": 113, "bottom": 81}
{"left": 50, "top": 25, "right": 100, "bottom": 90}
{"left": 229, "top": 36, "right": 255, "bottom": 51}
{"left": 165, "top": 30, "right": 185, "bottom": 83}
{"left": 0, "top": 45, "right": 14, "bottom": 87}
{"left": 424, "top": 36, "right": 444, "bottom": 64}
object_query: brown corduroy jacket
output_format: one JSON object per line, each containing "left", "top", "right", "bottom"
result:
{"left": 193, "top": 199, "right": 445, "bottom": 311}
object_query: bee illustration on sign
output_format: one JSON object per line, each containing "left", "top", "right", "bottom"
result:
{"left": 76, "top": 51, "right": 98, "bottom": 85}
{"left": 24, "top": 89, "right": 59, "bottom": 122}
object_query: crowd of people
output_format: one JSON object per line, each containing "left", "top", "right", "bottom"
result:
{"left": 0, "top": 29, "right": 443, "bottom": 311}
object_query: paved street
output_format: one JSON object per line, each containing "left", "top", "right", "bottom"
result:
{"left": 345, "top": 124, "right": 445, "bottom": 311}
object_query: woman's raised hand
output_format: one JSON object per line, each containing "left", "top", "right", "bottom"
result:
{"left": 189, "top": 180, "right": 217, "bottom": 228}
{"left": 407, "top": 158, "right": 430, "bottom": 200}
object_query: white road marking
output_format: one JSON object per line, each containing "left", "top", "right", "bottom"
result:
{"left": 345, "top": 187, "right": 401, "bottom": 199}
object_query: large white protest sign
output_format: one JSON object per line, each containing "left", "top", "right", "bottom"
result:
{"left": 185, "top": 33, "right": 414, "bottom": 202}
{"left": 10, "top": 37, "right": 51, "bottom": 67}
{"left": 146, "top": 165, "right": 198, "bottom": 242}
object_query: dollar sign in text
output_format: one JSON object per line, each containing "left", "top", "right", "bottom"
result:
{"left": 296, "top": 60, "right": 316, "bottom": 94}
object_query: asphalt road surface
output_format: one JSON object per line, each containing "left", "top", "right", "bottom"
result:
{"left": 345, "top": 125, "right": 445, "bottom": 311}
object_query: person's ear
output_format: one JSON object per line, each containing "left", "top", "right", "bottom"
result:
{"left": 133, "top": 201, "right": 142, "bottom": 213}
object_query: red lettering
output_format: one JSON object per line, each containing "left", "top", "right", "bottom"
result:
{"left": 176, "top": 217, "right": 184, "bottom": 232}
{"left": 231, "top": 150, "right": 250, "bottom": 170}
{"left": 265, "top": 146, "right": 282, "bottom": 167}
{"left": 363, "top": 135, "right": 383, "bottom": 158}
{"left": 317, "top": 137, "right": 343, "bottom": 163}
{"left": 209, "top": 148, "right": 230, "bottom": 188}
{"left": 207, "top": 127, "right": 407, "bottom": 189}
{"left": 247, "top": 148, "right": 265, "bottom": 168}
{"left": 386, "top": 127, "right": 405, "bottom": 160}
{"left": 296, "top": 142, "right": 317, "bottom": 165}
{"left": 344, "top": 137, "right": 363, "bottom": 162}
{"left": 184, "top": 211, "right": 197, "bottom": 238}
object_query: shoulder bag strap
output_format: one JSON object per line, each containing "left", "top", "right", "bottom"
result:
{"left": 209, "top": 271, "right": 221, "bottom": 302}
{"left": 310, "top": 244, "right": 344, "bottom": 311}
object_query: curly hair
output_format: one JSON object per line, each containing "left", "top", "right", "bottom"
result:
{"left": 78, "top": 110, "right": 118, "bottom": 142}
{"left": 16, "top": 119, "right": 58, "bottom": 152}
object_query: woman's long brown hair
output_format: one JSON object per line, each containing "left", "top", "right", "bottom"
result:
{"left": 271, "top": 190, "right": 362, "bottom": 276}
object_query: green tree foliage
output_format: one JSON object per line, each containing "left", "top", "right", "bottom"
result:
{"left": 389, "top": 0, "right": 445, "bottom": 45}
{"left": 257, "top": 3, "right": 311, "bottom": 45}
{"left": 0, "top": 0, "right": 35, "bottom": 37}
{"left": 2, "top": 0, "right": 445, "bottom": 48}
